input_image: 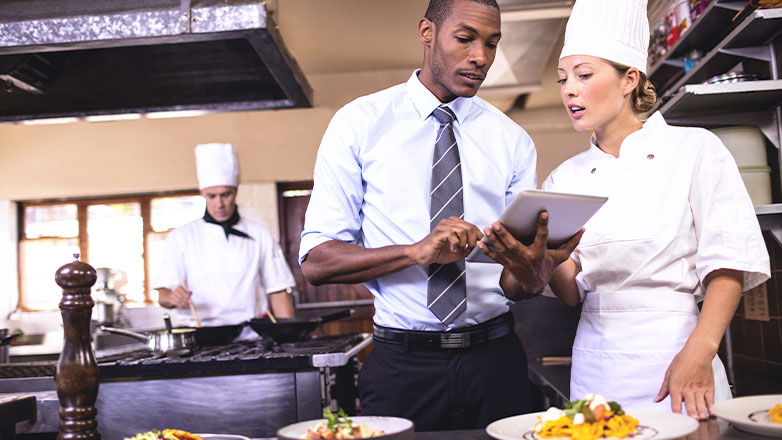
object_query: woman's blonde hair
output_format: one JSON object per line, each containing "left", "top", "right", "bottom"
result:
{"left": 607, "top": 61, "right": 657, "bottom": 113}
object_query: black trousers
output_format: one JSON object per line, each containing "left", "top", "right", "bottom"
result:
{"left": 358, "top": 331, "right": 530, "bottom": 431}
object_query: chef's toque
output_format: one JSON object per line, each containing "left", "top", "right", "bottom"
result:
{"left": 195, "top": 143, "right": 239, "bottom": 190}
{"left": 559, "top": 0, "right": 650, "bottom": 74}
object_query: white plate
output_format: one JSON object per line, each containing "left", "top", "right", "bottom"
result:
{"left": 710, "top": 394, "right": 782, "bottom": 437}
{"left": 197, "top": 435, "right": 250, "bottom": 440}
{"left": 277, "top": 416, "right": 414, "bottom": 440}
{"left": 486, "top": 410, "right": 698, "bottom": 440}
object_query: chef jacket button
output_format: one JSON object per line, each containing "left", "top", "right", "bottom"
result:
{"left": 590, "top": 168, "right": 596, "bottom": 174}
{"left": 647, "top": 154, "right": 654, "bottom": 159}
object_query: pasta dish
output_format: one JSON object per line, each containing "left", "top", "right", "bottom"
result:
{"left": 770, "top": 404, "right": 782, "bottom": 424}
{"left": 533, "top": 394, "right": 639, "bottom": 440}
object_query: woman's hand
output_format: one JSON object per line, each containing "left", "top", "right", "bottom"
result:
{"left": 655, "top": 342, "right": 715, "bottom": 419}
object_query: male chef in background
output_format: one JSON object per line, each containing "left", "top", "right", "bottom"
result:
{"left": 155, "top": 143, "right": 295, "bottom": 335}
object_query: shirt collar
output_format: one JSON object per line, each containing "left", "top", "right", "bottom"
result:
{"left": 588, "top": 111, "right": 666, "bottom": 158}
{"left": 406, "top": 69, "right": 472, "bottom": 125}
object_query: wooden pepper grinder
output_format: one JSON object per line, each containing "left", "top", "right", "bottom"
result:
{"left": 54, "top": 253, "right": 100, "bottom": 439}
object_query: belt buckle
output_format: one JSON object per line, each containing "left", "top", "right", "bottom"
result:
{"left": 441, "top": 332, "right": 470, "bottom": 348}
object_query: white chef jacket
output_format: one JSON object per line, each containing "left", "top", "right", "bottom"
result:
{"left": 543, "top": 112, "right": 769, "bottom": 298}
{"left": 299, "top": 70, "right": 537, "bottom": 331}
{"left": 542, "top": 112, "right": 770, "bottom": 410}
{"left": 154, "top": 215, "right": 296, "bottom": 327}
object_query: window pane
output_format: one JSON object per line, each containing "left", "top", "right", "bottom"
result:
{"left": 24, "top": 204, "right": 78, "bottom": 238}
{"left": 150, "top": 195, "right": 205, "bottom": 232}
{"left": 146, "top": 231, "right": 170, "bottom": 303}
{"left": 21, "top": 238, "right": 80, "bottom": 309}
{"left": 87, "top": 203, "right": 145, "bottom": 302}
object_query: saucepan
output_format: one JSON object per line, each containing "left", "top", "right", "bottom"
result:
{"left": 248, "top": 309, "right": 355, "bottom": 342}
{"left": 100, "top": 313, "right": 195, "bottom": 355}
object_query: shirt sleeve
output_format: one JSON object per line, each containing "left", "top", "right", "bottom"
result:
{"left": 152, "top": 229, "right": 186, "bottom": 291}
{"left": 299, "top": 105, "right": 366, "bottom": 264}
{"left": 690, "top": 130, "right": 770, "bottom": 291}
{"left": 505, "top": 129, "right": 538, "bottom": 206}
{"left": 257, "top": 227, "right": 296, "bottom": 294}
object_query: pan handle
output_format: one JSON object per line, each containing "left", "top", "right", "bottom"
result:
{"left": 317, "top": 309, "right": 355, "bottom": 324}
{"left": 99, "top": 326, "right": 149, "bottom": 343}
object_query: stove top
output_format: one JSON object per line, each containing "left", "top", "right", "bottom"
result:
{"left": 96, "top": 333, "right": 372, "bottom": 378}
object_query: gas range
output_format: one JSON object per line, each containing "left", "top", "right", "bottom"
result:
{"left": 97, "top": 333, "right": 372, "bottom": 378}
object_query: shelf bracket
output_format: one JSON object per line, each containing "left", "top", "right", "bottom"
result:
{"left": 665, "top": 111, "right": 780, "bottom": 149}
{"left": 719, "top": 46, "right": 771, "bottom": 62}
{"left": 179, "top": 0, "right": 192, "bottom": 34}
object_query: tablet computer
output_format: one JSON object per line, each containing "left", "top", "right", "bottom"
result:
{"left": 466, "top": 189, "right": 608, "bottom": 263}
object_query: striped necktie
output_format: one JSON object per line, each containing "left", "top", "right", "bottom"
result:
{"left": 427, "top": 105, "right": 466, "bottom": 326}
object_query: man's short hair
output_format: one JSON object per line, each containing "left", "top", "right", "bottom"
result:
{"left": 425, "top": 0, "right": 500, "bottom": 28}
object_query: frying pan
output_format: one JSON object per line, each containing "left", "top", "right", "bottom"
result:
{"left": 186, "top": 323, "right": 246, "bottom": 346}
{"left": 248, "top": 309, "right": 355, "bottom": 342}
{"left": 100, "top": 313, "right": 195, "bottom": 355}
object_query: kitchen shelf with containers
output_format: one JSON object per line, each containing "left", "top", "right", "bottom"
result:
{"left": 648, "top": 0, "right": 782, "bottom": 204}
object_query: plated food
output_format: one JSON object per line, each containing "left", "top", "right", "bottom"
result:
{"left": 770, "top": 403, "right": 782, "bottom": 424}
{"left": 301, "top": 408, "right": 385, "bottom": 439}
{"left": 709, "top": 394, "right": 782, "bottom": 437}
{"left": 533, "top": 395, "right": 638, "bottom": 440}
{"left": 124, "top": 429, "right": 204, "bottom": 440}
{"left": 277, "top": 412, "right": 413, "bottom": 440}
{"left": 486, "top": 396, "right": 698, "bottom": 440}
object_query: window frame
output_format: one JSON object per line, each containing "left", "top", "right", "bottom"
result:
{"left": 17, "top": 190, "right": 200, "bottom": 311}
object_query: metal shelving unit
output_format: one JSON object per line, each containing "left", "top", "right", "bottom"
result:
{"left": 648, "top": 3, "right": 782, "bottom": 197}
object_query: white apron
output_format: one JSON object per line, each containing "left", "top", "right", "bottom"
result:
{"left": 570, "top": 291, "right": 732, "bottom": 412}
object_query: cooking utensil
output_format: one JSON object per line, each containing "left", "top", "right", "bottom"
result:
{"left": 266, "top": 309, "right": 277, "bottom": 324}
{"left": 186, "top": 323, "right": 246, "bottom": 346}
{"left": 100, "top": 314, "right": 196, "bottom": 354}
{"left": 189, "top": 302, "right": 202, "bottom": 327}
{"left": 0, "top": 329, "right": 18, "bottom": 364}
{"left": 248, "top": 309, "right": 355, "bottom": 342}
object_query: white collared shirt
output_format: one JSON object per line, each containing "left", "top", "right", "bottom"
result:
{"left": 300, "top": 70, "right": 537, "bottom": 331}
{"left": 542, "top": 112, "right": 770, "bottom": 298}
{"left": 154, "top": 216, "right": 296, "bottom": 327}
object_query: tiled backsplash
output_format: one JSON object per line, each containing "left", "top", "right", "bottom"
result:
{"left": 730, "top": 232, "right": 782, "bottom": 377}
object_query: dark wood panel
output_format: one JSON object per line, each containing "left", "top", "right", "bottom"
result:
{"left": 277, "top": 182, "right": 375, "bottom": 340}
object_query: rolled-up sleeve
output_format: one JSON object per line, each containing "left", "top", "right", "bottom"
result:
{"left": 690, "top": 131, "right": 770, "bottom": 290}
{"left": 299, "top": 106, "right": 366, "bottom": 265}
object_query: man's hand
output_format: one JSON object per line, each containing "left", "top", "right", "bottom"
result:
{"left": 479, "top": 210, "right": 583, "bottom": 295}
{"left": 158, "top": 285, "right": 192, "bottom": 309}
{"left": 407, "top": 216, "right": 483, "bottom": 266}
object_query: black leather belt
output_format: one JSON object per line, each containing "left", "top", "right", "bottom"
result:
{"left": 373, "top": 312, "right": 515, "bottom": 349}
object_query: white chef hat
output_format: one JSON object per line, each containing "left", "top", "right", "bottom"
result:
{"left": 559, "top": 0, "right": 650, "bottom": 74}
{"left": 195, "top": 143, "right": 239, "bottom": 190}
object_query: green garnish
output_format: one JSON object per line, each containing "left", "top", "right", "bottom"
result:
{"left": 323, "top": 407, "right": 353, "bottom": 433}
{"left": 582, "top": 406, "right": 596, "bottom": 423}
{"left": 608, "top": 401, "right": 624, "bottom": 415}
{"left": 564, "top": 399, "right": 586, "bottom": 418}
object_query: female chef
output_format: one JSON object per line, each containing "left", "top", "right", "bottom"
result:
{"left": 541, "top": 0, "right": 769, "bottom": 420}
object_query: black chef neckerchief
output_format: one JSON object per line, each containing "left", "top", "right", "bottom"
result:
{"left": 203, "top": 208, "right": 253, "bottom": 240}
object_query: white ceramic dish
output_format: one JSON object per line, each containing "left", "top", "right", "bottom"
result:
{"left": 277, "top": 416, "right": 414, "bottom": 440}
{"left": 486, "top": 410, "right": 698, "bottom": 440}
{"left": 710, "top": 394, "right": 782, "bottom": 437}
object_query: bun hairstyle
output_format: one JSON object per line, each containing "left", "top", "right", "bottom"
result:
{"left": 608, "top": 60, "right": 657, "bottom": 114}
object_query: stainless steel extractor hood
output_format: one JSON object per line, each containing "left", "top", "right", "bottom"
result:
{"left": 0, "top": 0, "right": 312, "bottom": 122}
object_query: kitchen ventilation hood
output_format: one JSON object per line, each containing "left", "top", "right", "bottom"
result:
{"left": 0, "top": 0, "right": 312, "bottom": 122}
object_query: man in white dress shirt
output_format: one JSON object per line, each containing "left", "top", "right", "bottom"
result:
{"left": 299, "top": 0, "right": 581, "bottom": 430}
{"left": 155, "top": 143, "right": 295, "bottom": 334}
